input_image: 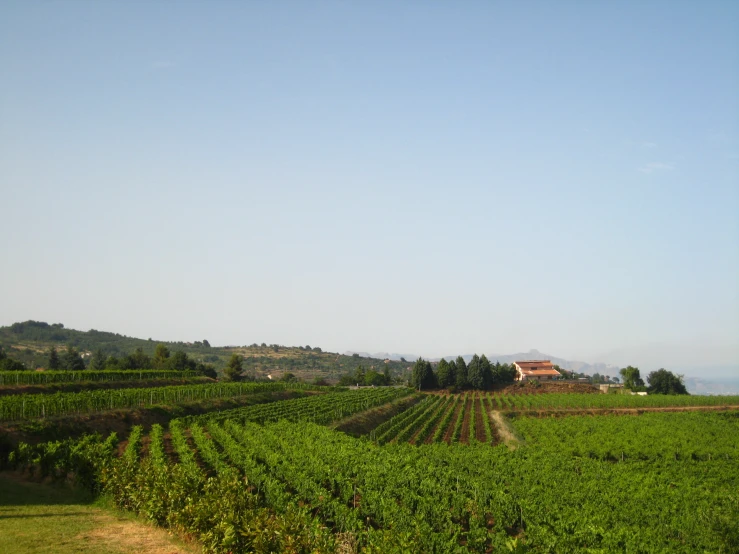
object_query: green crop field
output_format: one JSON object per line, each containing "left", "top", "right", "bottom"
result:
{"left": 3, "top": 387, "right": 738, "bottom": 553}
{"left": 0, "top": 381, "right": 314, "bottom": 422}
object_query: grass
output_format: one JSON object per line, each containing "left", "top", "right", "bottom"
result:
{"left": 0, "top": 473, "right": 198, "bottom": 553}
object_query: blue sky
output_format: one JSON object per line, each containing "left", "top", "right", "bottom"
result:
{"left": 1, "top": 2, "right": 737, "bottom": 377}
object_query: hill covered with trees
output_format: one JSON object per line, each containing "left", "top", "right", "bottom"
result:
{"left": 0, "top": 321, "right": 411, "bottom": 382}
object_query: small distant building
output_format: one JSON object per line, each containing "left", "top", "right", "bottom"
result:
{"left": 514, "top": 360, "right": 561, "bottom": 381}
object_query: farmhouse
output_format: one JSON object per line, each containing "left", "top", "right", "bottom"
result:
{"left": 514, "top": 360, "right": 561, "bottom": 381}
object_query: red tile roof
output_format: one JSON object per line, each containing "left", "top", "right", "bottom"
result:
{"left": 514, "top": 360, "right": 561, "bottom": 376}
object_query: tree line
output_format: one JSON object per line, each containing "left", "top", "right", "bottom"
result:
{"left": 40, "top": 344, "right": 217, "bottom": 378}
{"left": 619, "top": 366, "right": 688, "bottom": 395}
{"left": 411, "top": 355, "right": 518, "bottom": 391}
{"left": 337, "top": 365, "right": 394, "bottom": 387}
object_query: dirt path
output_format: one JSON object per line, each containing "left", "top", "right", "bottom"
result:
{"left": 490, "top": 411, "right": 522, "bottom": 449}
{"left": 474, "top": 397, "right": 487, "bottom": 442}
{"left": 459, "top": 397, "right": 471, "bottom": 445}
{"left": 442, "top": 398, "right": 463, "bottom": 444}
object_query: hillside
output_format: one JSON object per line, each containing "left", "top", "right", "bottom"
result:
{"left": 0, "top": 321, "right": 412, "bottom": 382}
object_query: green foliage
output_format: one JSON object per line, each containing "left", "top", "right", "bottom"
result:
{"left": 647, "top": 368, "right": 689, "bottom": 395}
{"left": 0, "top": 369, "right": 200, "bottom": 386}
{"left": 455, "top": 356, "right": 468, "bottom": 389}
{"left": 121, "top": 348, "right": 151, "bottom": 370}
{"left": 89, "top": 348, "right": 106, "bottom": 371}
{"left": 411, "top": 358, "right": 435, "bottom": 390}
{"left": 62, "top": 346, "right": 85, "bottom": 371}
{"left": 436, "top": 358, "right": 454, "bottom": 388}
{"left": 152, "top": 343, "right": 170, "bottom": 368}
{"left": 0, "top": 357, "right": 25, "bottom": 371}
{"left": 47, "top": 347, "right": 60, "bottom": 370}
{"left": 223, "top": 353, "right": 243, "bottom": 381}
{"left": 0, "top": 381, "right": 303, "bottom": 421}
{"left": 337, "top": 366, "right": 392, "bottom": 387}
{"left": 467, "top": 354, "right": 485, "bottom": 389}
{"left": 7, "top": 394, "right": 739, "bottom": 553}
{"left": 619, "top": 366, "right": 645, "bottom": 390}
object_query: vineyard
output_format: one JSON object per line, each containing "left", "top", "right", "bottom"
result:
{"left": 0, "top": 369, "right": 200, "bottom": 386}
{"left": 366, "top": 391, "right": 739, "bottom": 446}
{"left": 0, "top": 381, "right": 315, "bottom": 422}
{"left": 6, "top": 406, "right": 737, "bottom": 553}
{"left": 2, "top": 383, "right": 739, "bottom": 553}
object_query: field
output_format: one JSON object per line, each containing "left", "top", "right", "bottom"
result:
{"left": 1, "top": 377, "right": 738, "bottom": 553}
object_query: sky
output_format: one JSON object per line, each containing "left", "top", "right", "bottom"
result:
{"left": 1, "top": 2, "right": 737, "bottom": 378}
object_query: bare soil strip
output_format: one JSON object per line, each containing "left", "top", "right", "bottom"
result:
{"left": 442, "top": 398, "right": 463, "bottom": 444}
{"left": 459, "top": 397, "right": 472, "bottom": 445}
{"left": 474, "top": 396, "right": 487, "bottom": 442}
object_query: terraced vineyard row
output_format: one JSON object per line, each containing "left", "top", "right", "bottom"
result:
{"left": 0, "top": 369, "right": 200, "bottom": 386}
{"left": 8, "top": 410, "right": 737, "bottom": 553}
{"left": 371, "top": 392, "right": 498, "bottom": 445}
{"left": 180, "top": 387, "right": 413, "bottom": 426}
{"left": 0, "top": 381, "right": 314, "bottom": 422}
{"left": 370, "top": 391, "right": 739, "bottom": 446}
{"left": 488, "top": 391, "right": 739, "bottom": 410}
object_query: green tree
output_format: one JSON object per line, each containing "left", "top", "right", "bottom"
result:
{"left": 480, "top": 354, "right": 493, "bottom": 388}
{"left": 48, "top": 346, "right": 61, "bottom": 370}
{"left": 223, "top": 353, "right": 243, "bottom": 381}
{"left": 0, "top": 347, "right": 25, "bottom": 371}
{"left": 365, "top": 369, "right": 389, "bottom": 386}
{"left": 196, "top": 362, "right": 217, "bottom": 379}
{"left": 383, "top": 366, "right": 391, "bottom": 384}
{"left": 62, "top": 345, "right": 85, "bottom": 371}
{"left": 153, "top": 343, "right": 171, "bottom": 368}
{"left": 412, "top": 357, "right": 435, "bottom": 390}
{"left": 90, "top": 348, "right": 106, "bottom": 371}
{"left": 355, "top": 366, "right": 366, "bottom": 385}
{"left": 436, "top": 358, "right": 455, "bottom": 388}
{"left": 455, "top": 356, "right": 469, "bottom": 389}
{"left": 468, "top": 354, "right": 485, "bottom": 390}
{"left": 167, "top": 350, "right": 190, "bottom": 371}
{"left": 619, "top": 366, "right": 645, "bottom": 390}
{"left": 122, "top": 348, "right": 151, "bottom": 370}
{"left": 202, "top": 339, "right": 211, "bottom": 348}
{"left": 647, "top": 369, "right": 689, "bottom": 395}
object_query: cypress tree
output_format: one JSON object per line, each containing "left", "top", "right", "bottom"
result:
{"left": 412, "top": 357, "right": 435, "bottom": 390}
{"left": 48, "top": 346, "right": 61, "bottom": 370}
{"left": 455, "top": 356, "right": 468, "bottom": 389}
{"left": 480, "top": 354, "right": 493, "bottom": 389}
{"left": 468, "top": 354, "right": 485, "bottom": 389}
{"left": 90, "top": 348, "right": 106, "bottom": 371}
{"left": 436, "top": 358, "right": 453, "bottom": 389}
{"left": 62, "top": 345, "right": 85, "bottom": 371}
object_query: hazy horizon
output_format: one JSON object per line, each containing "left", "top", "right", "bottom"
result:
{"left": 2, "top": 3, "right": 737, "bottom": 380}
